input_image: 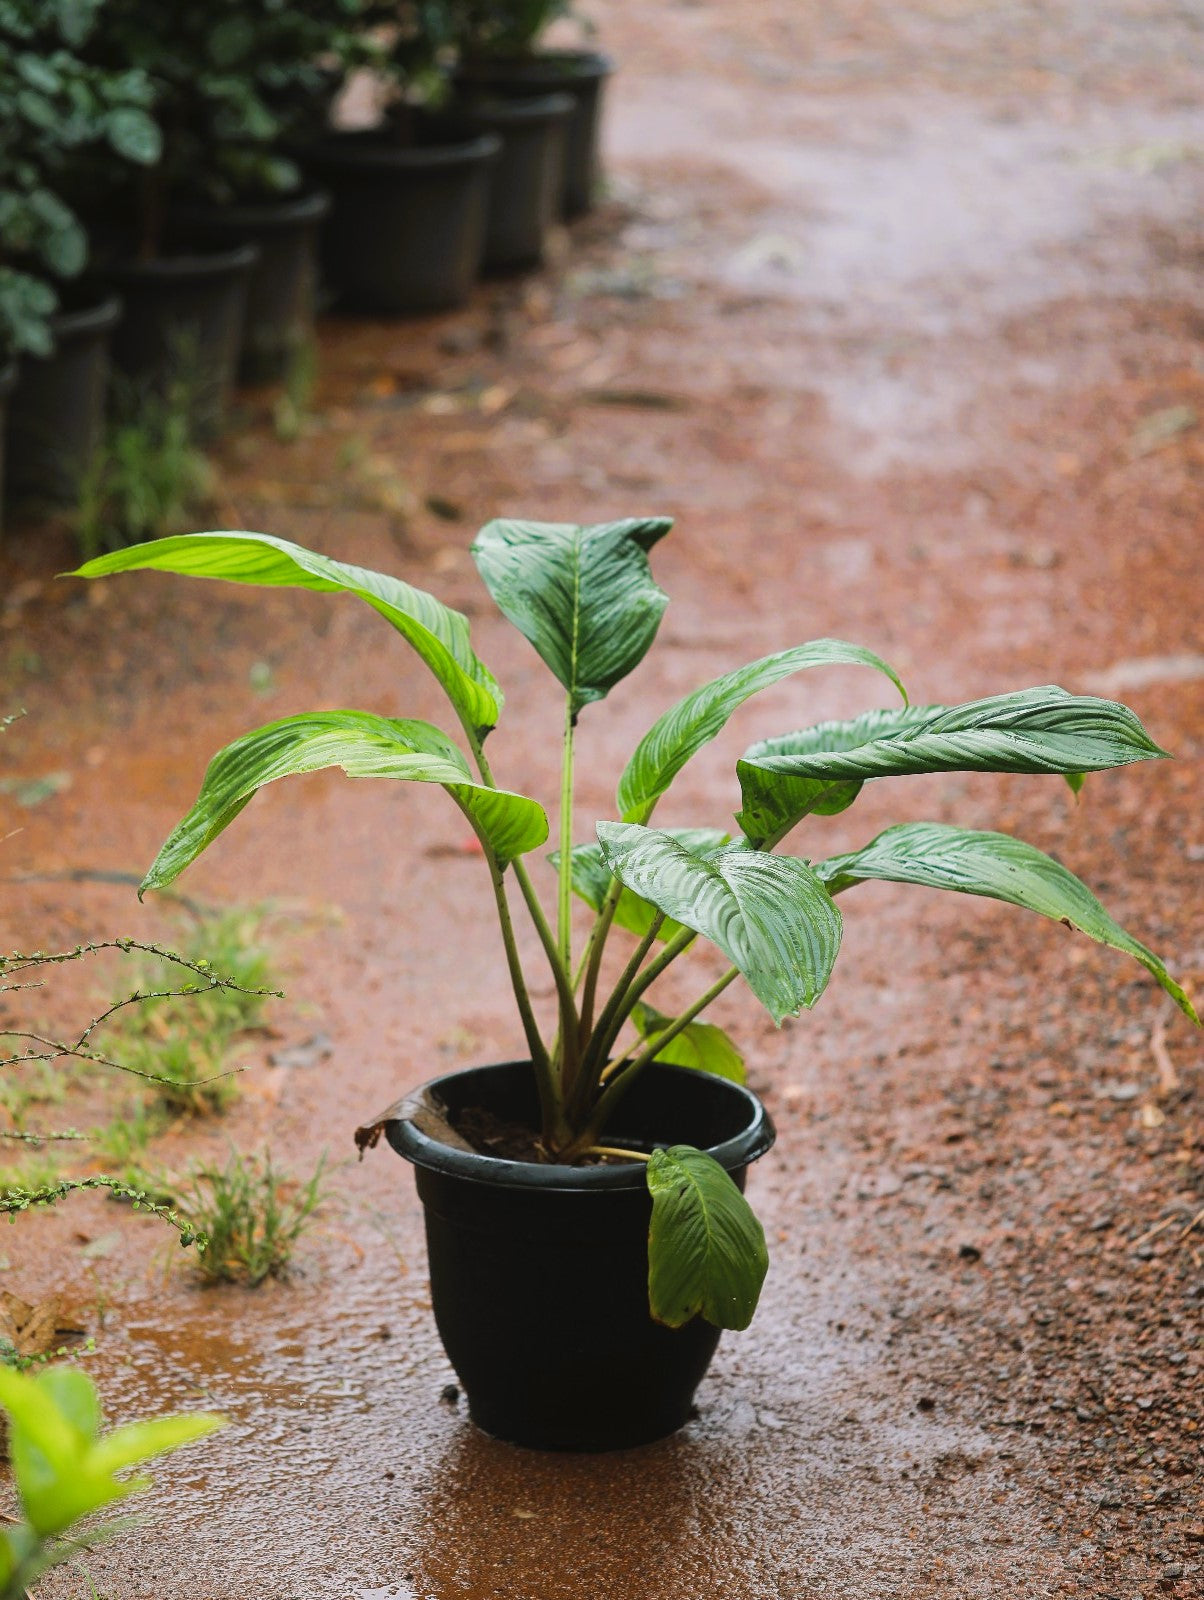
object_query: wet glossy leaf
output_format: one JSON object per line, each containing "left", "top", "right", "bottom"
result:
{"left": 819, "top": 822, "right": 1198, "bottom": 1022}
{"left": 647, "top": 1146, "right": 767, "bottom": 1329}
{"left": 471, "top": 517, "right": 672, "bottom": 715}
{"left": 596, "top": 823, "right": 842, "bottom": 1022}
{"left": 737, "top": 688, "right": 1167, "bottom": 847}
{"left": 73, "top": 532, "right": 502, "bottom": 739}
{"left": 554, "top": 827, "right": 729, "bottom": 941}
{"left": 617, "top": 640, "right": 906, "bottom": 824}
{"left": 142, "top": 711, "right": 548, "bottom": 893}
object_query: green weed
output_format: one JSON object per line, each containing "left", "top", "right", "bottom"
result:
{"left": 273, "top": 339, "right": 318, "bottom": 443}
{"left": 75, "top": 379, "right": 214, "bottom": 558}
{"left": 179, "top": 1148, "right": 327, "bottom": 1287}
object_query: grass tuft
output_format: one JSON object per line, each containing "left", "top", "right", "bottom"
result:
{"left": 179, "top": 1148, "right": 327, "bottom": 1287}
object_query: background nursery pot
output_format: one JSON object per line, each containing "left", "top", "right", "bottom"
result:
{"left": 0, "top": 361, "right": 16, "bottom": 518}
{"left": 6, "top": 292, "right": 122, "bottom": 503}
{"left": 97, "top": 244, "right": 259, "bottom": 436}
{"left": 453, "top": 50, "right": 614, "bottom": 217}
{"left": 370, "top": 1059, "right": 775, "bottom": 1451}
{"left": 421, "top": 94, "right": 573, "bottom": 272}
{"left": 310, "top": 132, "right": 500, "bottom": 314}
{"left": 171, "top": 193, "right": 331, "bottom": 383}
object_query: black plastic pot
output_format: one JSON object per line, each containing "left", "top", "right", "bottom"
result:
{"left": 309, "top": 131, "right": 500, "bottom": 314}
{"left": 453, "top": 50, "right": 614, "bottom": 218}
{"left": 421, "top": 94, "right": 572, "bottom": 272}
{"left": 171, "top": 192, "right": 331, "bottom": 383}
{"left": 378, "top": 1059, "right": 775, "bottom": 1451}
{"left": 6, "top": 292, "right": 122, "bottom": 504}
{"left": 95, "top": 243, "right": 259, "bottom": 436}
{"left": 0, "top": 361, "right": 16, "bottom": 527}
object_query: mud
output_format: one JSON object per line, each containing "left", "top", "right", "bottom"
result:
{"left": 2, "top": 0, "right": 1203, "bottom": 1595}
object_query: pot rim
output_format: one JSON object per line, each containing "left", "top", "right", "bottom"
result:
{"left": 438, "top": 91, "right": 576, "bottom": 127}
{"left": 310, "top": 131, "right": 502, "bottom": 172}
{"left": 455, "top": 48, "right": 616, "bottom": 83}
{"left": 47, "top": 291, "right": 123, "bottom": 344}
{"left": 172, "top": 190, "right": 333, "bottom": 231}
{"left": 373, "top": 1058, "right": 775, "bottom": 1193}
{"left": 97, "top": 243, "right": 261, "bottom": 282}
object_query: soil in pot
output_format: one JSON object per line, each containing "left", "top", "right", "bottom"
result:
{"left": 5, "top": 290, "right": 122, "bottom": 505}
{"left": 308, "top": 131, "right": 500, "bottom": 315}
{"left": 420, "top": 94, "right": 572, "bottom": 273}
{"left": 452, "top": 50, "right": 614, "bottom": 218}
{"left": 169, "top": 192, "right": 331, "bottom": 384}
{"left": 370, "top": 1059, "right": 775, "bottom": 1451}
{"left": 93, "top": 243, "right": 259, "bottom": 438}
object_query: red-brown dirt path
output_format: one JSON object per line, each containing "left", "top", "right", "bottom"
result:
{"left": 3, "top": 1, "right": 1203, "bottom": 1595}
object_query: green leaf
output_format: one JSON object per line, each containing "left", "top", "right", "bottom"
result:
{"left": 71, "top": 532, "right": 502, "bottom": 740}
{"left": 616, "top": 640, "right": 907, "bottom": 824}
{"left": 737, "top": 688, "right": 1168, "bottom": 847}
{"left": 471, "top": 517, "right": 672, "bottom": 716}
{"left": 646, "top": 1146, "right": 768, "bottom": 1329}
{"left": 819, "top": 822, "right": 1198, "bottom": 1023}
{"left": 596, "top": 823, "right": 842, "bottom": 1023}
{"left": 632, "top": 1002, "right": 746, "bottom": 1083}
{"left": 142, "top": 711, "right": 548, "bottom": 893}
{"left": 555, "top": 827, "right": 729, "bottom": 941}
{"left": 105, "top": 105, "right": 162, "bottom": 165}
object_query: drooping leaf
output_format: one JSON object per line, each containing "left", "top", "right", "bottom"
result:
{"left": 470, "top": 517, "right": 672, "bottom": 716}
{"left": 646, "top": 1146, "right": 767, "bottom": 1329}
{"left": 819, "top": 822, "right": 1198, "bottom": 1022}
{"left": 737, "top": 688, "right": 1168, "bottom": 847}
{"left": 72, "top": 532, "right": 502, "bottom": 739}
{"left": 596, "top": 823, "right": 842, "bottom": 1023}
{"left": 554, "top": 827, "right": 730, "bottom": 941}
{"left": 631, "top": 1003, "right": 746, "bottom": 1083}
{"left": 616, "top": 640, "right": 907, "bottom": 824}
{"left": 142, "top": 711, "right": 548, "bottom": 894}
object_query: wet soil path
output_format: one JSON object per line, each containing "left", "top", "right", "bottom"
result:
{"left": 3, "top": 1, "right": 1203, "bottom": 1595}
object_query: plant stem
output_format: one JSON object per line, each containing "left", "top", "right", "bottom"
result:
{"left": 583, "top": 1145, "right": 651, "bottom": 1164}
{"left": 569, "top": 966, "right": 740, "bottom": 1156}
{"left": 579, "top": 923, "right": 696, "bottom": 1095}
{"left": 558, "top": 698, "right": 576, "bottom": 969}
{"left": 484, "top": 848, "right": 564, "bottom": 1140}
{"left": 569, "top": 912, "right": 665, "bottom": 1117}
{"left": 576, "top": 877, "right": 622, "bottom": 1030}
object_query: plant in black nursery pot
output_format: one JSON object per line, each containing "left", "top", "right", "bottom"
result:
{"left": 0, "top": 0, "right": 159, "bottom": 506}
{"left": 76, "top": 516, "right": 1199, "bottom": 1452}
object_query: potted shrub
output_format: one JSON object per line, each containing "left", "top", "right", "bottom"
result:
{"left": 309, "top": 7, "right": 501, "bottom": 314}
{"left": 74, "top": 517, "right": 1199, "bottom": 1451}
{"left": 73, "top": 0, "right": 302, "bottom": 432}
{"left": 440, "top": 0, "right": 613, "bottom": 217}
{"left": 0, "top": 1, "right": 159, "bottom": 505}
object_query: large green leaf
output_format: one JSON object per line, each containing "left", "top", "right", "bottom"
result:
{"left": 631, "top": 1002, "right": 746, "bottom": 1083}
{"left": 470, "top": 517, "right": 672, "bottom": 716}
{"left": 646, "top": 1146, "right": 768, "bottom": 1329}
{"left": 737, "top": 688, "right": 1168, "bottom": 847}
{"left": 555, "top": 827, "right": 730, "bottom": 941}
{"left": 819, "top": 822, "right": 1198, "bottom": 1022}
{"left": 142, "top": 711, "right": 548, "bottom": 893}
{"left": 616, "top": 640, "right": 907, "bottom": 824}
{"left": 72, "top": 532, "right": 502, "bottom": 739}
{"left": 596, "top": 823, "right": 842, "bottom": 1023}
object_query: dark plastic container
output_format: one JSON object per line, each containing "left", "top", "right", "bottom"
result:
{"left": 380, "top": 1058, "right": 774, "bottom": 1451}
{"left": 6, "top": 292, "right": 121, "bottom": 503}
{"left": 0, "top": 361, "right": 16, "bottom": 530}
{"left": 309, "top": 131, "right": 500, "bottom": 314}
{"left": 422, "top": 94, "right": 572, "bottom": 272}
{"left": 171, "top": 192, "right": 331, "bottom": 383}
{"left": 453, "top": 50, "right": 614, "bottom": 217}
{"left": 96, "top": 243, "right": 259, "bottom": 436}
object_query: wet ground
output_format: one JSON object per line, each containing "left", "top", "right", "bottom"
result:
{"left": 3, "top": 0, "right": 1204, "bottom": 1595}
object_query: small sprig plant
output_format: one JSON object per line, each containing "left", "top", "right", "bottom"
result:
{"left": 0, "top": 0, "right": 160, "bottom": 359}
{"left": 0, "top": 1364, "right": 222, "bottom": 1600}
{"left": 75, "top": 519, "right": 1199, "bottom": 1331}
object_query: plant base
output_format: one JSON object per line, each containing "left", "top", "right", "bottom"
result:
{"left": 371, "top": 1059, "right": 774, "bottom": 1451}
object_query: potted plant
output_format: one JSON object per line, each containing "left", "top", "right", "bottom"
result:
{"left": 73, "top": 517, "right": 1199, "bottom": 1451}
{"left": 440, "top": 0, "right": 613, "bottom": 217}
{"left": 73, "top": 0, "right": 296, "bottom": 433}
{"left": 309, "top": 7, "right": 501, "bottom": 314}
{"left": 0, "top": 1, "right": 159, "bottom": 506}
